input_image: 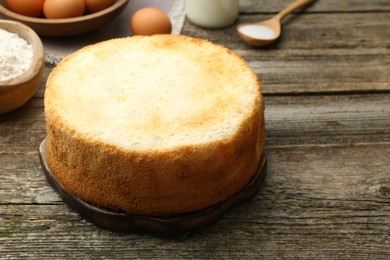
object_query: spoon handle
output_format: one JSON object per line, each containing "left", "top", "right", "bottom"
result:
{"left": 274, "top": 0, "right": 313, "bottom": 22}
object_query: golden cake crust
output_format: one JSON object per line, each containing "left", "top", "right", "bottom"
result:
{"left": 44, "top": 35, "right": 265, "bottom": 216}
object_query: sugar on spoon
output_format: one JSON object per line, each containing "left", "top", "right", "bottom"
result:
{"left": 237, "top": 0, "right": 313, "bottom": 47}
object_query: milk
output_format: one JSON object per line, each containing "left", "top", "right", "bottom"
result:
{"left": 185, "top": 0, "right": 239, "bottom": 29}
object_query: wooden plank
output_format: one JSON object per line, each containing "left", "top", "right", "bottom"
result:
{"left": 38, "top": 55, "right": 390, "bottom": 95}
{"left": 250, "top": 51, "right": 389, "bottom": 94}
{"left": 0, "top": 99, "right": 46, "bottom": 155}
{"left": 2, "top": 93, "right": 390, "bottom": 154}
{"left": 36, "top": 53, "right": 390, "bottom": 96}
{"left": 0, "top": 153, "right": 59, "bottom": 204}
{"left": 37, "top": 13, "right": 390, "bottom": 96}
{"left": 184, "top": 12, "right": 390, "bottom": 51}
{"left": 1, "top": 144, "right": 389, "bottom": 258}
{"left": 1, "top": 93, "right": 390, "bottom": 204}
{"left": 182, "top": 12, "right": 390, "bottom": 94}
{"left": 33, "top": 13, "right": 390, "bottom": 96}
{"left": 240, "top": 0, "right": 390, "bottom": 13}
{"left": 264, "top": 93, "right": 390, "bottom": 146}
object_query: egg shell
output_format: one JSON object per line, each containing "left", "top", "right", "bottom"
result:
{"left": 6, "top": 0, "right": 45, "bottom": 18}
{"left": 130, "top": 7, "right": 172, "bottom": 36}
{"left": 43, "top": 0, "right": 85, "bottom": 19}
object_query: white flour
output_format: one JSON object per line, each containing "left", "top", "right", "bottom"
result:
{"left": 0, "top": 28, "right": 34, "bottom": 81}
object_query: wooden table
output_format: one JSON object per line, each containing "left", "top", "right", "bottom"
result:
{"left": 1, "top": 0, "right": 389, "bottom": 258}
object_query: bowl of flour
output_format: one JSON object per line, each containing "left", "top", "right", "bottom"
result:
{"left": 0, "top": 20, "right": 44, "bottom": 114}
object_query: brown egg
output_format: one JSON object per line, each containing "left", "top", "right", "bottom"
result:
{"left": 84, "top": 0, "right": 112, "bottom": 14}
{"left": 130, "top": 8, "right": 172, "bottom": 36}
{"left": 6, "top": 0, "right": 45, "bottom": 18}
{"left": 44, "top": 0, "right": 85, "bottom": 19}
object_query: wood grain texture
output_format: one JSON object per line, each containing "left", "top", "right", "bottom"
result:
{"left": 2, "top": 93, "right": 390, "bottom": 154}
{"left": 182, "top": 12, "right": 390, "bottom": 94}
{"left": 1, "top": 145, "right": 389, "bottom": 259}
{"left": 1, "top": 87, "right": 390, "bottom": 218}
{"left": 240, "top": 0, "right": 390, "bottom": 13}
{"left": 1, "top": 0, "right": 389, "bottom": 258}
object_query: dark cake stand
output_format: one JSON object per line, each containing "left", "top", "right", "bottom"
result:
{"left": 39, "top": 138, "right": 267, "bottom": 236}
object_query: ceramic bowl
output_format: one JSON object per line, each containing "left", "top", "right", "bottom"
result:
{"left": 0, "top": 20, "right": 44, "bottom": 114}
{"left": 0, "top": 0, "right": 129, "bottom": 37}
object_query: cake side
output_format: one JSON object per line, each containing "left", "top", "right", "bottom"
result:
{"left": 44, "top": 35, "right": 265, "bottom": 216}
{"left": 46, "top": 108, "right": 264, "bottom": 216}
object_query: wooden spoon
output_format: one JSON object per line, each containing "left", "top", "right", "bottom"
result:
{"left": 237, "top": 0, "right": 313, "bottom": 47}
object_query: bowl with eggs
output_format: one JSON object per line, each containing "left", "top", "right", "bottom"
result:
{"left": 0, "top": 0, "right": 129, "bottom": 37}
{"left": 0, "top": 20, "right": 44, "bottom": 114}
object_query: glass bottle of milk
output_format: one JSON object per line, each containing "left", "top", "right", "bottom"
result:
{"left": 185, "top": 0, "right": 239, "bottom": 29}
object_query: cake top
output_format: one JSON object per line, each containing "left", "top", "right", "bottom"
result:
{"left": 45, "top": 35, "right": 261, "bottom": 151}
